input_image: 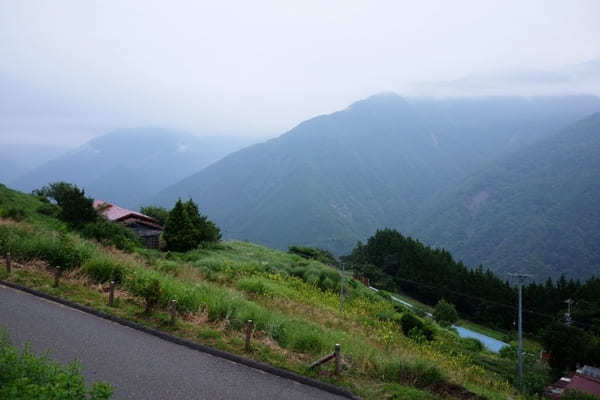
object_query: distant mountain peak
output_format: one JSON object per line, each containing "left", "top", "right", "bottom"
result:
{"left": 348, "top": 92, "right": 408, "bottom": 111}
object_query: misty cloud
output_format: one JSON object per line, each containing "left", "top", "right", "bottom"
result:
{"left": 1, "top": 0, "right": 599, "bottom": 146}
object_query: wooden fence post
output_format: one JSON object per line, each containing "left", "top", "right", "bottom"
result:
{"left": 53, "top": 266, "right": 62, "bottom": 288}
{"left": 108, "top": 281, "right": 115, "bottom": 306}
{"left": 334, "top": 344, "right": 341, "bottom": 376}
{"left": 5, "top": 252, "right": 10, "bottom": 274}
{"left": 170, "top": 300, "right": 177, "bottom": 326}
{"left": 245, "top": 320, "right": 254, "bottom": 351}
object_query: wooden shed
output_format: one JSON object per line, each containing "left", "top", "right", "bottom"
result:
{"left": 93, "top": 200, "right": 163, "bottom": 249}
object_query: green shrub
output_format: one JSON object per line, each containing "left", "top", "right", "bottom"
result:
{"left": 82, "top": 256, "right": 125, "bottom": 284}
{"left": 460, "top": 337, "right": 484, "bottom": 353}
{"left": 34, "top": 182, "right": 97, "bottom": 228}
{"left": 127, "top": 275, "right": 162, "bottom": 313}
{"left": 81, "top": 220, "right": 140, "bottom": 252}
{"left": 0, "top": 206, "right": 26, "bottom": 221}
{"left": 377, "top": 309, "right": 403, "bottom": 324}
{"left": 37, "top": 203, "right": 60, "bottom": 217}
{"left": 42, "top": 234, "right": 92, "bottom": 270}
{"left": 499, "top": 344, "right": 517, "bottom": 359}
{"left": 0, "top": 331, "right": 113, "bottom": 399}
{"left": 433, "top": 299, "right": 458, "bottom": 325}
{"left": 400, "top": 313, "right": 434, "bottom": 341}
{"left": 289, "top": 264, "right": 341, "bottom": 292}
{"left": 288, "top": 245, "right": 338, "bottom": 266}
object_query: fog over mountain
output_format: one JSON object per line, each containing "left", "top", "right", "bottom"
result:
{"left": 12, "top": 128, "right": 254, "bottom": 209}
{"left": 2, "top": 2, "right": 600, "bottom": 282}
{"left": 2, "top": 1, "right": 599, "bottom": 148}
{"left": 0, "top": 144, "right": 70, "bottom": 184}
{"left": 411, "top": 112, "right": 600, "bottom": 281}
{"left": 153, "top": 94, "right": 600, "bottom": 278}
{"left": 411, "top": 58, "right": 600, "bottom": 97}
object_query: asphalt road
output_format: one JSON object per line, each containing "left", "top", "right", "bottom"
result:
{"left": 0, "top": 285, "right": 349, "bottom": 400}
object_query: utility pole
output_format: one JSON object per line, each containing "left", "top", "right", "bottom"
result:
{"left": 339, "top": 259, "right": 345, "bottom": 314}
{"left": 564, "top": 299, "right": 574, "bottom": 325}
{"left": 509, "top": 272, "right": 532, "bottom": 392}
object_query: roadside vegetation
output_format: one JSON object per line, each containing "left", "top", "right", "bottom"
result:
{"left": 0, "top": 183, "right": 549, "bottom": 399}
{"left": 0, "top": 330, "right": 112, "bottom": 400}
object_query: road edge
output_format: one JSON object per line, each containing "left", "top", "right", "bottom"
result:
{"left": 0, "top": 279, "right": 360, "bottom": 400}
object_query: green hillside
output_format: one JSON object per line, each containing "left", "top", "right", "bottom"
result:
{"left": 153, "top": 94, "right": 600, "bottom": 260}
{"left": 0, "top": 184, "right": 538, "bottom": 399}
{"left": 411, "top": 113, "right": 600, "bottom": 281}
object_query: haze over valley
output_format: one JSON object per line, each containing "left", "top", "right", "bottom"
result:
{"left": 3, "top": 1, "right": 600, "bottom": 282}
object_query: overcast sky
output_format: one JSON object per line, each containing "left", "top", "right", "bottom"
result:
{"left": 1, "top": 0, "right": 599, "bottom": 146}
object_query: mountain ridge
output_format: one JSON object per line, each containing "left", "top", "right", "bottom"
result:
{"left": 153, "top": 94, "right": 600, "bottom": 275}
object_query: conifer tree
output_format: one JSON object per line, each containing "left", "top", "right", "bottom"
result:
{"left": 163, "top": 199, "right": 221, "bottom": 252}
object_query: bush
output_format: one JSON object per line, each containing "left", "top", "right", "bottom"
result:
{"left": 82, "top": 256, "right": 125, "bottom": 284}
{"left": 400, "top": 313, "right": 434, "bottom": 341}
{"left": 433, "top": 299, "right": 458, "bottom": 325}
{"left": 377, "top": 309, "right": 403, "bottom": 324}
{"left": 0, "top": 331, "right": 113, "bottom": 399}
{"left": 460, "top": 337, "right": 484, "bottom": 352}
{"left": 37, "top": 203, "right": 60, "bottom": 217}
{"left": 34, "top": 182, "right": 97, "bottom": 228}
{"left": 288, "top": 246, "right": 338, "bottom": 267}
{"left": 81, "top": 219, "right": 140, "bottom": 251}
{"left": 289, "top": 263, "right": 341, "bottom": 292}
{"left": 41, "top": 234, "right": 92, "bottom": 270}
{"left": 0, "top": 207, "right": 26, "bottom": 221}
{"left": 127, "top": 276, "right": 162, "bottom": 313}
{"left": 498, "top": 344, "right": 517, "bottom": 359}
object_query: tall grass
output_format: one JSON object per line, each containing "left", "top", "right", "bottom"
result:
{"left": 0, "top": 225, "right": 94, "bottom": 270}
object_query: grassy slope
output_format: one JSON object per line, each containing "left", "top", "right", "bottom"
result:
{"left": 0, "top": 184, "right": 539, "bottom": 400}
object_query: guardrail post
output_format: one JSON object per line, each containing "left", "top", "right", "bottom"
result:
{"left": 334, "top": 344, "right": 341, "bottom": 376}
{"left": 53, "top": 266, "right": 62, "bottom": 288}
{"left": 170, "top": 299, "right": 177, "bottom": 326}
{"left": 5, "top": 252, "right": 10, "bottom": 274}
{"left": 108, "top": 281, "right": 115, "bottom": 306}
{"left": 245, "top": 320, "right": 253, "bottom": 351}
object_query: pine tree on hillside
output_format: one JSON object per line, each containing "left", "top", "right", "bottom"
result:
{"left": 163, "top": 199, "right": 221, "bottom": 252}
{"left": 163, "top": 199, "right": 196, "bottom": 252}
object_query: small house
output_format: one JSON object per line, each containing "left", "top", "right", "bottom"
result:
{"left": 546, "top": 365, "right": 600, "bottom": 398}
{"left": 93, "top": 200, "right": 163, "bottom": 249}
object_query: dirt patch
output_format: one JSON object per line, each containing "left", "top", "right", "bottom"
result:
{"left": 431, "top": 382, "right": 486, "bottom": 400}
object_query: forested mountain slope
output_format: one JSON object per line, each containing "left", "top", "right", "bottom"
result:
{"left": 411, "top": 113, "right": 600, "bottom": 281}
{"left": 154, "top": 94, "right": 600, "bottom": 256}
{"left": 12, "top": 128, "right": 251, "bottom": 209}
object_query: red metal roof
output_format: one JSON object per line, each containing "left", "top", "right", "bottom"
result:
{"left": 567, "top": 374, "right": 600, "bottom": 397}
{"left": 93, "top": 200, "right": 161, "bottom": 226}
